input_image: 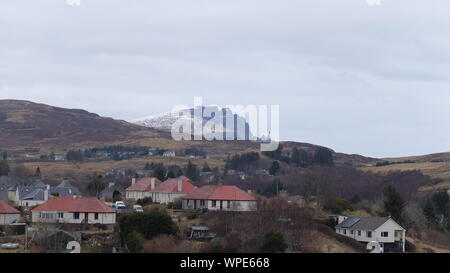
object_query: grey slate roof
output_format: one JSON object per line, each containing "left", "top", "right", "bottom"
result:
{"left": 336, "top": 216, "right": 392, "bottom": 231}
{"left": 0, "top": 176, "right": 20, "bottom": 201}
{"left": 18, "top": 187, "right": 46, "bottom": 201}
{"left": 51, "top": 180, "right": 80, "bottom": 197}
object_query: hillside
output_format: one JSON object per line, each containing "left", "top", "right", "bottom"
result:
{"left": 361, "top": 152, "right": 450, "bottom": 192}
{"left": 0, "top": 100, "right": 260, "bottom": 157}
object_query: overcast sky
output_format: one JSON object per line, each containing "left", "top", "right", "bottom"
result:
{"left": 1, "top": 0, "right": 449, "bottom": 158}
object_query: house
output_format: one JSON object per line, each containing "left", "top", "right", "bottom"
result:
{"left": 162, "top": 150, "right": 176, "bottom": 157}
{"left": 31, "top": 197, "right": 116, "bottom": 225}
{"left": 50, "top": 180, "right": 81, "bottom": 198}
{"left": 151, "top": 176, "right": 198, "bottom": 204}
{"left": 8, "top": 179, "right": 80, "bottom": 207}
{"left": 100, "top": 182, "right": 125, "bottom": 203}
{"left": 334, "top": 215, "right": 406, "bottom": 252}
{"left": 0, "top": 176, "right": 19, "bottom": 201}
{"left": 8, "top": 180, "right": 50, "bottom": 207}
{"left": 125, "top": 177, "right": 161, "bottom": 201}
{"left": 255, "top": 169, "right": 271, "bottom": 176}
{"left": 0, "top": 200, "right": 20, "bottom": 225}
{"left": 54, "top": 154, "right": 65, "bottom": 161}
{"left": 182, "top": 185, "right": 257, "bottom": 212}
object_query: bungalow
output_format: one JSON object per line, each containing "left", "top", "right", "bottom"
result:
{"left": 182, "top": 185, "right": 257, "bottom": 212}
{"left": 31, "top": 197, "right": 116, "bottom": 225}
{"left": 125, "top": 177, "right": 161, "bottom": 201}
{"left": 0, "top": 200, "right": 20, "bottom": 225}
{"left": 334, "top": 215, "right": 406, "bottom": 252}
{"left": 8, "top": 179, "right": 80, "bottom": 207}
{"left": 8, "top": 180, "right": 50, "bottom": 207}
{"left": 151, "top": 176, "right": 198, "bottom": 204}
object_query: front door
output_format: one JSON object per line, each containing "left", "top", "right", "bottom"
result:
{"left": 84, "top": 213, "right": 89, "bottom": 224}
{"left": 220, "top": 201, "right": 223, "bottom": 210}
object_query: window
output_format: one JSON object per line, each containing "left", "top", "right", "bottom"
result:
{"left": 343, "top": 229, "right": 347, "bottom": 235}
{"left": 367, "top": 231, "right": 372, "bottom": 238}
{"left": 95, "top": 213, "right": 99, "bottom": 220}
{"left": 212, "top": 200, "right": 216, "bottom": 207}
{"left": 350, "top": 230, "right": 354, "bottom": 235}
{"left": 200, "top": 200, "right": 205, "bottom": 206}
{"left": 381, "top": 232, "right": 388, "bottom": 237}
{"left": 227, "top": 201, "right": 231, "bottom": 208}
{"left": 74, "top": 212, "right": 80, "bottom": 219}
{"left": 58, "top": 212, "right": 64, "bottom": 219}
{"left": 358, "top": 230, "right": 361, "bottom": 236}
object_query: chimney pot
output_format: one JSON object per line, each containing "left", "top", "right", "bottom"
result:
{"left": 177, "top": 177, "right": 182, "bottom": 192}
{"left": 132, "top": 178, "right": 136, "bottom": 185}
{"left": 151, "top": 178, "right": 156, "bottom": 190}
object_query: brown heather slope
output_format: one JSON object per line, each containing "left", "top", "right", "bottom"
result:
{"left": 360, "top": 152, "right": 450, "bottom": 192}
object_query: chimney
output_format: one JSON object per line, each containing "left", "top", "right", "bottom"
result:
{"left": 44, "top": 184, "right": 50, "bottom": 201}
{"left": 151, "top": 178, "right": 156, "bottom": 190}
{"left": 177, "top": 177, "right": 182, "bottom": 192}
{"left": 132, "top": 178, "right": 136, "bottom": 185}
{"left": 247, "top": 190, "right": 252, "bottom": 194}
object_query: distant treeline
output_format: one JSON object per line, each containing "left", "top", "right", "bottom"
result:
{"left": 67, "top": 146, "right": 150, "bottom": 161}
{"left": 263, "top": 144, "right": 334, "bottom": 167}
{"left": 375, "top": 160, "right": 416, "bottom": 167}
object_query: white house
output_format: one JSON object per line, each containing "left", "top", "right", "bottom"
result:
{"left": 162, "top": 151, "right": 176, "bottom": 157}
{"left": 31, "top": 197, "right": 116, "bottom": 225}
{"left": 334, "top": 215, "right": 406, "bottom": 252}
{"left": 151, "top": 176, "right": 198, "bottom": 204}
{"left": 182, "top": 185, "right": 257, "bottom": 212}
{"left": 0, "top": 200, "right": 20, "bottom": 225}
{"left": 8, "top": 180, "right": 50, "bottom": 207}
{"left": 125, "top": 177, "right": 161, "bottom": 201}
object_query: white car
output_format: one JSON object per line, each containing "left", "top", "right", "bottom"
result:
{"left": 133, "top": 205, "right": 144, "bottom": 212}
{"left": 114, "top": 201, "right": 126, "bottom": 209}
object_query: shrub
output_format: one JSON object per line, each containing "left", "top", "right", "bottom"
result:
{"left": 119, "top": 210, "right": 177, "bottom": 240}
{"left": 259, "top": 230, "right": 288, "bottom": 253}
{"left": 143, "top": 235, "right": 177, "bottom": 253}
{"left": 167, "top": 199, "right": 182, "bottom": 210}
{"left": 137, "top": 197, "right": 153, "bottom": 206}
{"left": 126, "top": 231, "right": 144, "bottom": 253}
{"left": 323, "top": 198, "right": 353, "bottom": 214}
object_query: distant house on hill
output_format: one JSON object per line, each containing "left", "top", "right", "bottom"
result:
{"left": 334, "top": 215, "right": 406, "bottom": 252}
{"left": 255, "top": 169, "right": 271, "bottom": 176}
{"left": 31, "top": 197, "right": 116, "bottom": 225}
{"left": 125, "top": 177, "right": 161, "bottom": 201}
{"left": 182, "top": 185, "right": 257, "bottom": 212}
{"left": 162, "top": 150, "right": 176, "bottom": 157}
{"left": 151, "top": 176, "right": 197, "bottom": 204}
{"left": 0, "top": 200, "right": 20, "bottom": 225}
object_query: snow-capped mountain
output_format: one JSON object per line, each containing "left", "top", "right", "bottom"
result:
{"left": 132, "top": 106, "right": 256, "bottom": 140}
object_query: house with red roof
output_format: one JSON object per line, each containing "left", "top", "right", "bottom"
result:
{"left": 0, "top": 200, "right": 20, "bottom": 225}
{"left": 151, "top": 176, "right": 198, "bottom": 204}
{"left": 182, "top": 185, "right": 257, "bottom": 212}
{"left": 31, "top": 197, "right": 116, "bottom": 225}
{"left": 125, "top": 177, "right": 161, "bottom": 201}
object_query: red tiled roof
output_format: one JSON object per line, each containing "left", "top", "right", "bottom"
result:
{"left": 32, "top": 197, "right": 115, "bottom": 213}
{"left": 0, "top": 200, "right": 20, "bottom": 214}
{"left": 153, "top": 176, "right": 198, "bottom": 193}
{"left": 126, "top": 177, "right": 161, "bottom": 192}
{"left": 183, "top": 185, "right": 256, "bottom": 201}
